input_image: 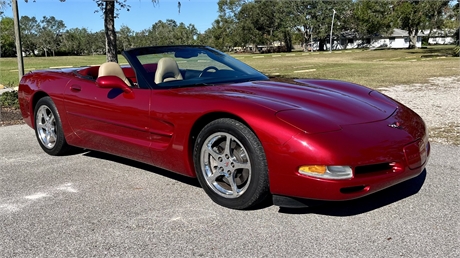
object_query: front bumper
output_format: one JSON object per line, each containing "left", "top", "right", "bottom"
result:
{"left": 267, "top": 108, "right": 430, "bottom": 202}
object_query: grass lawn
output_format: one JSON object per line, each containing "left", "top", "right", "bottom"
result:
{"left": 0, "top": 55, "right": 128, "bottom": 87}
{"left": 0, "top": 45, "right": 458, "bottom": 88}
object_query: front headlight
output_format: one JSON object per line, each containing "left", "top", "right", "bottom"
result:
{"left": 298, "top": 165, "right": 352, "bottom": 179}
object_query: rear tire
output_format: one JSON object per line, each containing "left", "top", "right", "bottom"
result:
{"left": 34, "top": 97, "right": 73, "bottom": 156}
{"left": 193, "top": 118, "right": 269, "bottom": 209}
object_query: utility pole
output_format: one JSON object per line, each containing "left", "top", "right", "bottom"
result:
{"left": 329, "top": 9, "right": 336, "bottom": 53}
{"left": 12, "top": 0, "right": 24, "bottom": 81}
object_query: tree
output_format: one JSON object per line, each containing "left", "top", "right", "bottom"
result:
{"left": 285, "top": 0, "right": 353, "bottom": 51}
{"left": 352, "top": 0, "right": 393, "bottom": 38}
{"left": 37, "top": 16, "right": 65, "bottom": 56}
{"left": 196, "top": 29, "right": 214, "bottom": 46}
{"left": 212, "top": 0, "right": 248, "bottom": 50}
{"left": 0, "top": 17, "right": 16, "bottom": 56}
{"left": 19, "top": 15, "right": 39, "bottom": 56}
{"left": 117, "top": 24, "right": 134, "bottom": 51}
{"left": 61, "top": 27, "right": 92, "bottom": 55}
{"left": 0, "top": 0, "right": 7, "bottom": 16}
{"left": 390, "top": 0, "right": 450, "bottom": 49}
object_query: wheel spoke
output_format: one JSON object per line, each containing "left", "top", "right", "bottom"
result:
{"left": 232, "top": 161, "right": 250, "bottom": 170}
{"left": 205, "top": 145, "right": 221, "bottom": 162}
{"left": 206, "top": 170, "right": 222, "bottom": 185}
{"left": 49, "top": 129, "right": 57, "bottom": 144}
{"left": 229, "top": 175, "right": 239, "bottom": 197}
{"left": 227, "top": 136, "right": 239, "bottom": 156}
{"left": 45, "top": 112, "right": 54, "bottom": 124}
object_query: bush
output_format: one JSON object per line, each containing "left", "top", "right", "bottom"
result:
{"left": 453, "top": 46, "right": 460, "bottom": 57}
{"left": 0, "top": 90, "right": 19, "bottom": 108}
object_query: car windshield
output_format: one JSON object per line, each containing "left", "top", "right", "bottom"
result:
{"left": 124, "top": 46, "right": 268, "bottom": 88}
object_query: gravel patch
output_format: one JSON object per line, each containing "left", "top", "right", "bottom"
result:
{"left": 378, "top": 76, "right": 460, "bottom": 145}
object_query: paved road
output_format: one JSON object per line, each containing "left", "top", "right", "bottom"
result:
{"left": 1, "top": 124, "right": 459, "bottom": 257}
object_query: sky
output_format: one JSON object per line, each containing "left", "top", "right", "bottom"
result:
{"left": 4, "top": 0, "right": 220, "bottom": 33}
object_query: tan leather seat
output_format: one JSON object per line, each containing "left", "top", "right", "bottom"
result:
{"left": 154, "top": 57, "right": 183, "bottom": 84}
{"left": 98, "top": 62, "right": 131, "bottom": 86}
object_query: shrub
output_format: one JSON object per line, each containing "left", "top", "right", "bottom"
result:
{"left": 453, "top": 46, "right": 460, "bottom": 57}
{"left": 0, "top": 90, "right": 19, "bottom": 109}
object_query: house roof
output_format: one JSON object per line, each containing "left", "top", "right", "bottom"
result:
{"left": 390, "top": 29, "right": 427, "bottom": 37}
{"left": 420, "top": 29, "right": 456, "bottom": 36}
{"left": 339, "top": 28, "right": 427, "bottom": 39}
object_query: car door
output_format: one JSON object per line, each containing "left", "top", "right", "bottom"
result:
{"left": 64, "top": 77, "right": 152, "bottom": 163}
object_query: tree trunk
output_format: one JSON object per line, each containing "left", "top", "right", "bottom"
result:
{"left": 407, "top": 27, "right": 418, "bottom": 49}
{"left": 319, "top": 38, "right": 326, "bottom": 51}
{"left": 104, "top": 1, "right": 118, "bottom": 63}
{"left": 283, "top": 30, "right": 292, "bottom": 52}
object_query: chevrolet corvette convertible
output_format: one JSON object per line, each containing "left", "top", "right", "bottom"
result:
{"left": 19, "top": 46, "right": 430, "bottom": 209}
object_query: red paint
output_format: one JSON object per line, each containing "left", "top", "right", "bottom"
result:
{"left": 18, "top": 54, "right": 429, "bottom": 202}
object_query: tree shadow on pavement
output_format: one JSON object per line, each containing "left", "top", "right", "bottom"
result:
{"left": 278, "top": 169, "right": 427, "bottom": 216}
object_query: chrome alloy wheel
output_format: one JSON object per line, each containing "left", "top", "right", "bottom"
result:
{"left": 200, "top": 132, "right": 252, "bottom": 198}
{"left": 35, "top": 105, "right": 57, "bottom": 149}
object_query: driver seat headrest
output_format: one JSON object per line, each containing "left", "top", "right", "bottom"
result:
{"left": 154, "top": 57, "right": 183, "bottom": 84}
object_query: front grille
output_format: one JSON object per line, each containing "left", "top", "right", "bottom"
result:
{"left": 355, "top": 163, "right": 392, "bottom": 175}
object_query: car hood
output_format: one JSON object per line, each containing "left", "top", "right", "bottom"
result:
{"left": 186, "top": 79, "right": 398, "bottom": 127}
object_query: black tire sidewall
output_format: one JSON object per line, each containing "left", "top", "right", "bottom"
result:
{"left": 193, "top": 118, "right": 269, "bottom": 209}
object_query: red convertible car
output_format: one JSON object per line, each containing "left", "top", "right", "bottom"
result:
{"left": 19, "top": 46, "right": 429, "bottom": 209}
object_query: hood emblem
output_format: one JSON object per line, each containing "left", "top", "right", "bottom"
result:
{"left": 388, "top": 122, "right": 401, "bottom": 129}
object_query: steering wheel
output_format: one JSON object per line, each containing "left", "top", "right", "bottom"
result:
{"left": 199, "top": 66, "right": 219, "bottom": 77}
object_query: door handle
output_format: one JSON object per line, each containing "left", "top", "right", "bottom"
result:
{"left": 70, "top": 85, "right": 81, "bottom": 92}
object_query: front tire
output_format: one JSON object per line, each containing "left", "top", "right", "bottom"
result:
{"left": 193, "top": 118, "right": 269, "bottom": 209}
{"left": 34, "top": 97, "right": 73, "bottom": 156}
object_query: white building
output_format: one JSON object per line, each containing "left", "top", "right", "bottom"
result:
{"left": 334, "top": 29, "right": 425, "bottom": 50}
{"left": 423, "top": 29, "right": 456, "bottom": 45}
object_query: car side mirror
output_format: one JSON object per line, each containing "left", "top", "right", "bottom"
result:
{"left": 96, "top": 76, "right": 132, "bottom": 93}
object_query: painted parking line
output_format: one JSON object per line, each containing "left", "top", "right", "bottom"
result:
{"left": 49, "top": 65, "right": 73, "bottom": 68}
{"left": 294, "top": 69, "right": 316, "bottom": 73}
{"left": 253, "top": 56, "right": 265, "bottom": 58}
{"left": 272, "top": 55, "right": 281, "bottom": 57}
{"left": 10, "top": 68, "right": 35, "bottom": 72}
{"left": 286, "top": 54, "right": 296, "bottom": 56}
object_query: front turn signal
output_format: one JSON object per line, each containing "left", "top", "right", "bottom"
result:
{"left": 298, "top": 165, "right": 352, "bottom": 180}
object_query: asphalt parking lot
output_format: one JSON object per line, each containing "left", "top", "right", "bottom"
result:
{"left": 1, "top": 124, "right": 459, "bottom": 257}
